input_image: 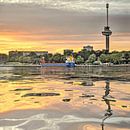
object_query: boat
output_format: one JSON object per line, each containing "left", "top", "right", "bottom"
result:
{"left": 40, "top": 55, "right": 75, "bottom": 67}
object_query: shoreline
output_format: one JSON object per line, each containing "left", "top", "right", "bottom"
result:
{"left": 0, "top": 64, "right": 130, "bottom": 67}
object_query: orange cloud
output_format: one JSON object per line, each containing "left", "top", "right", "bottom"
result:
{"left": 0, "top": 30, "right": 130, "bottom": 54}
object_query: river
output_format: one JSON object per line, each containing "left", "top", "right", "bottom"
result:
{"left": 0, "top": 67, "right": 130, "bottom": 130}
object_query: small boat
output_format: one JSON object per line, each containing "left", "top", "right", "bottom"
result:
{"left": 40, "top": 55, "right": 75, "bottom": 67}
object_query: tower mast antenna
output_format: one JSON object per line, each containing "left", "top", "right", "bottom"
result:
{"left": 106, "top": 3, "right": 109, "bottom": 26}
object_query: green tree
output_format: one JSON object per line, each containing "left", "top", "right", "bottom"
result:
{"left": 29, "top": 52, "right": 37, "bottom": 58}
{"left": 79, "top": 49, "right": 93, "bottom": 61}
{"left": 52, "top": 53, "right": 62, "bottom": 63}
{"left": 18, "top": 56, "right": 32, "bottom": 63}
{"left": 94, "top": 50, "right": 102, "bottom": 60}
{"left": 42, "top": 53, "right": 53, "bottom": 63}
{"left": 109, "top": 53, "right": 122, "bottom": 64}
{"left": 99, "top": 54, "right": 108, "bottom": 63}
{"left": 70, "top": 52, "right": 78, "bottom": 59}
{"left": 75, "top": 56, "right": 84, "bottom": 64}
{"left": 9, "top": 57, "right": 15, "bottom": 62}
{"left": 9, "top": 56, "right": 19, "bottom": 62}
{"left": 47, "top": 53, "right": 53, "bottom": 63}
{"left": 61, "top": 55, "right": 66, "bottom": 63}
{"left": 86, "top": 54, "right": 96, "bottom": 64}
{"left": 124, "top": 53, "right": 129, "bottom": 64}
{"left": 64, "top": 49, "right": 73, "bottom": 56}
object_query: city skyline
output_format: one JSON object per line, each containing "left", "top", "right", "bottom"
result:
{"left": 0, "top": 0, "right": 130, "bottom": 54}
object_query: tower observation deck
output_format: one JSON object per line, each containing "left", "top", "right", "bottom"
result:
{"left": 102, "top": 3, "right": 112, "bottom": 53}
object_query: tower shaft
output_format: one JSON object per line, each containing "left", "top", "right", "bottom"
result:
{"left": 106, "top": 36, "right": 109, "bottom": 52}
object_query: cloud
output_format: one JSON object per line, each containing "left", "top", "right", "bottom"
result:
{"left": 0, "top": 3, "right": 130, "bottom": 35}
{"left": 0, "top": 0, "right": 130, "bottom": 14}
{"left": 0, "top": 0, "right": 129, "bottom": 53}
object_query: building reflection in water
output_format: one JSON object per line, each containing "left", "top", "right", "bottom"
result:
{"left": 101, "top": 80, "right": 115, "bottom": 130}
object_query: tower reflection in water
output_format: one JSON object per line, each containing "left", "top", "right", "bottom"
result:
{"left": 101, "top": 80, "right": 116, "bottom": 130}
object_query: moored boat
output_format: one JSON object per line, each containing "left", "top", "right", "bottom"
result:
{"left": 40, "top": 56, "right": 75, "bottom": 67}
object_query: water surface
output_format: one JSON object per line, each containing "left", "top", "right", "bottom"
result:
{"left": 0, "top": 67, "right": 130, "bottom": 130}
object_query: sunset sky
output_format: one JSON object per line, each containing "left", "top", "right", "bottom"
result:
{"left": 0, "top": 0, "right": 130, "bottom": 54}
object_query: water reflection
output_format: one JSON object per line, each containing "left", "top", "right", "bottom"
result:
{"left": 40, "top": 67, "right": 75, "bottom": 77}
{"left": 62, "top": 88, "right": 74, "bottom": 102}
{"left": 101, "top": 80, "right": 115, "bottom": 130}
{"left": 0, "top": 67, "right": 130, "bottom": 130}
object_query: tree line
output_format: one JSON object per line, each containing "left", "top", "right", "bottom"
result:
{"left": 1, "top": 49, "right": 130, "bottom": 64}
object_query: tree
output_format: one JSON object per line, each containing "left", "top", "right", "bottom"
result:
{"left": 86, "top": 54, "right": 96, "bottom": 64}
{"left": 52, "top": 53, "right": 62, "bottom": 63}
{"left": 9, "top": 57, "right": 16, "bottom": 62}
{"left": 18, "top": 56, "right": 32, "bottom": 63}
{"left": 99, "top": 54, "right": 108, "bottom": 63}
{"left": 72, "top": 52, "right": 78, "bottom": 59}
{"left": 79, "top": 49, "right": 93, "bottom": 61}
{"left": 111, "top": 51, "right": 119, "bottom": 54}
{"left": 124, "top": 53, "right": 129, "bottom": 64}
{"left": 75, "top": 56, "right": 84, "bottom": 64}
{"left": 99, "top": 53, "right": 122, "bottom": 64}
{"left": 61, "top": 55, "right": 66, "bottom": 63}
{"left": 94, "top": 50, "right": 102, "bottom": 60}
{"left": 64, "top": 49, "right": 73, "bottom": 56}
{"left": 109, "top": 53, "right": 122, "bottom": 64}
{"left": 29, "top": 52, "right": 37, "bottom": 58}
{"left": 42, "top": 53, "right": 53, "bottom": 63}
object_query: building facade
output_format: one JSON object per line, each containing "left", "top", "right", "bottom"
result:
{"left": 9, "top": 51, "right": 48, "bottom": 58}
{"left": 0, "top": 54, "right": 8, "bottom": 63}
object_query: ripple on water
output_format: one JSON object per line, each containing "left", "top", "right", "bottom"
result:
{"left": 0, "top": 113, "right": 130, "bottom": 130}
